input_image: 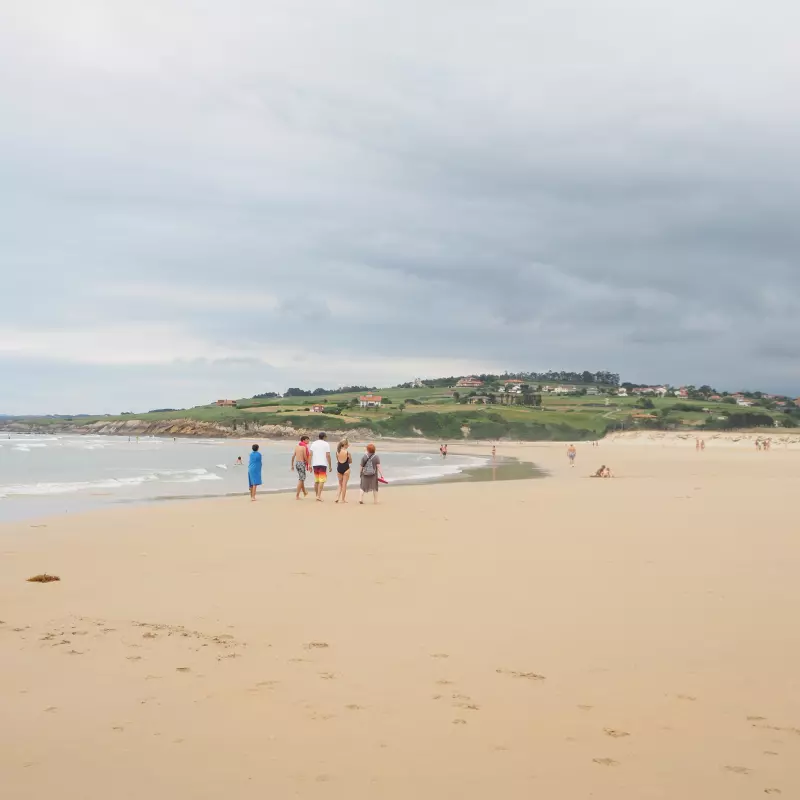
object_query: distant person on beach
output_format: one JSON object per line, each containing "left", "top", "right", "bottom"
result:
{"left": 591, "top": 465, "right": 612, "bottom": 478}
{"left": 567, "top": 444, "right": 577, "bottom": 467}
{"left": 335, "top": 438, "right": 353, "bottom": 503}
{"left": 701, "top": 439, "right": 706, "bottom": 451}
{"left": 248, "top": 444, "right": 262, "bottom": 501}
{"left": 440, "top": 443, "right": 448, "bottom": 458}
{"left": 492, "top": 445, "right": 496, "bottom": 459}
{"left": 696, "top": 438, "right": 700, "bottom": 451}
{"left": 359, "top": 443, "right": 383, "bottom": 504}
{"left": 235, "top": 456, "right": 243, "bottom": 465}
{"left": 309, "top": 432, "right": 332, "bottom": 501}
{"left": 291, "top": 435, "right": 311, "bottom": 499}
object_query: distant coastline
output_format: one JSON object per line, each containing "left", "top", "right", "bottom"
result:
{"left": 3, "top": 376, "right": 797, "bottom": 443}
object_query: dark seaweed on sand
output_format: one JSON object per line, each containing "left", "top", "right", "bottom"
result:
{"left": 27, "top": 574, "right": 60, "bottom": 583}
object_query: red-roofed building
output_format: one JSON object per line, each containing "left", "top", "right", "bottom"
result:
{"left": 359, "top": 394, "right": 382, "bottom": 408}
{"left": 215, "top": 399, "right": 237, "bottom": 407}
{"left": 456, "top": 377, "right": 484, "bottom": 388}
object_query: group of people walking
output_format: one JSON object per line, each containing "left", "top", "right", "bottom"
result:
{"left": 248, "top": 432, "right": 384, "bottom": 504}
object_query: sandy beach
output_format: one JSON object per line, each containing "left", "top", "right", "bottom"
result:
{"left": 2, "top": 436, "right": 799, "bottom": 799}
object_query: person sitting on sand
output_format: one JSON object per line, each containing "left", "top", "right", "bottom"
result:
{"left": 591, "top": 465, "right": 613, "bottom": 478}
{"left": 235, "top": 456, "right": 243, "bottom": 465}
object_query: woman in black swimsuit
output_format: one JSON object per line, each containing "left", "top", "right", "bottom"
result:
{"left": 335, "top": 438, "right": 352, "bottom": 503}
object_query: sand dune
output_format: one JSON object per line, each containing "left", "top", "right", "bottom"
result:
{"left": 1, "top": 439, "right": 798, "bottom": 798}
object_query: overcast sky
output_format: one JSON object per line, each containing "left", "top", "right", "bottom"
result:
{"left": 2, "top": 1, "right": 799, "bottom": 414}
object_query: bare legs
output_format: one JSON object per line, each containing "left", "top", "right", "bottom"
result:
{"left": 295, "top": 479, "right": 307, "bottom": 499}
{"left": 359, "top": 489, "right": 378, "bottom": 504}
{"left": 249, "top": 484, "right": 257, "bottom": 501}
{"left": 336, "top": 470, "right": 350, "bottom": 503}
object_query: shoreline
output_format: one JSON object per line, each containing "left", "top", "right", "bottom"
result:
{"left": 0, "top": 436, "right": 544, "bottom": 525}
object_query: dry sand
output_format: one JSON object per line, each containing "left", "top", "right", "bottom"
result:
{"left": 2, "top": 437, "right": 799, "bottom": 799}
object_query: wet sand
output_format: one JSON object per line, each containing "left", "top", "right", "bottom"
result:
{"left": 1, "top": 437, "right": 798, "bottom": 798}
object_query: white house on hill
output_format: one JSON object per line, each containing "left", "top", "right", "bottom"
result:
{"left": 359, "top": 394, "right": 382, "bottom": 408}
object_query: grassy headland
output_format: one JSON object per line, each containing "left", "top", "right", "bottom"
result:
{"left": 5, "top": 381, "right": 797, "bottom": 441}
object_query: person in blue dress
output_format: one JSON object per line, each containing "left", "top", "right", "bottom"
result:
{"left": 248, "top": 443, "right": 263, "bottom": 501}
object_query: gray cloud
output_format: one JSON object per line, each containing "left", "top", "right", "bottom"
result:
{"left": 1, "top": 1, "right": 799, "bottom": 413}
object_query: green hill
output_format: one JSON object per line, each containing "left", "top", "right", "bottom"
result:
{"left": 7, "top": 382, "right": 796, "bottom": 441}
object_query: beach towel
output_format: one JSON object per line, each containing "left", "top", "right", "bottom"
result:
{"left": 248, "top": 451, "right": 263, "bottom": 486}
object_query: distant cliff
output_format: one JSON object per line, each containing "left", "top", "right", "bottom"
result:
{"left": 0, "top": 418, "right": 374, "bottom": 440}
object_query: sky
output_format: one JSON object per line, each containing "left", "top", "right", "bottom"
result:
{"left": 1, "top": 1, "right": 799, "bottom": 414}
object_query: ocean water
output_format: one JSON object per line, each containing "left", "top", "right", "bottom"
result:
{"left": 0, "top": 434, "right": 487, "bottom": 523}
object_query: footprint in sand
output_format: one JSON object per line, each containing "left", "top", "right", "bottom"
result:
{"left": 593, "top": 758, "right": 619, "bottom": 767}
{"left": 304, "top": 642, "right": 329, "bottom": 650}
{"left": 604, "top": 728, "right": 630, "bottom": 738}
{"left": 142, "top": 632, "right": 158, "bottom": 639}
{"left": 496, "top": 669, "right": 546, "bottom": 681}
{"left": 431, "top": 653, "right": 449, "bottom": 659}
{"left": 319, "top": 672, "right": 336, "bottom": 680}
{"left": 345, "top": 704, "right": 363, "bottom": 711}
{"left": 176, "top": 667, "right": 191, "bottom": 673}
{"left": 578, "top": 705, "right": 593, "bottom": 711}
{"left": 126, "top": 656, "right": 142, "bottom": 661}
{"left": 748, "top": 716, "right": 768, "bottom": 721}
{"left": 764, "top": 789, "right": 782, "bottom": 795}
{"left": 431, "top": 694, "right": 443, "bottom": 700}
{"left": 676, "top": 694, "right": 697, "bottom": 701}
{"left": 763, "top": 751, "right": 779, "bottom": 756}
{"left": 436, "top": 679, "right": 454, "bottom": 686}
{"left": 44, "top": 707, "right": 58, "bottom": 713}
{"left": 724, "top": 765, "right": 752, "bottom": 775}
{"left": 452, "top": 719, "right": 467, "bottom": 725}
